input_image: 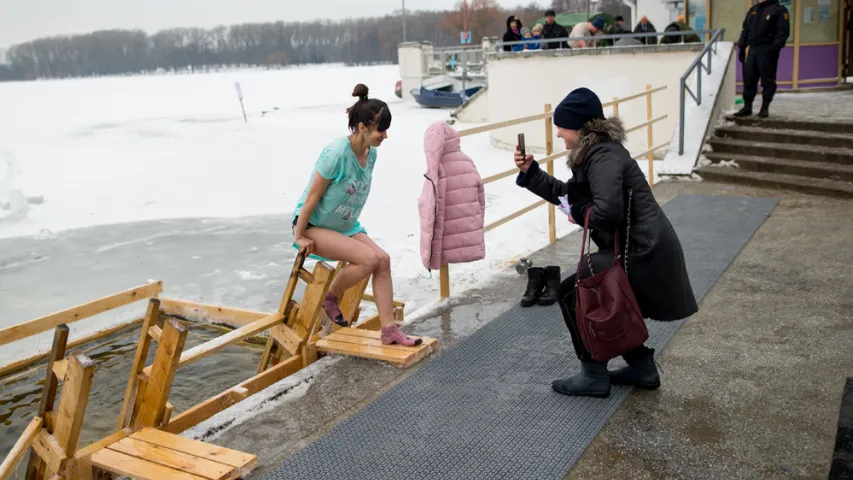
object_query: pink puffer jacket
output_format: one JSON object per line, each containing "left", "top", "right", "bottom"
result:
{"left": 418, "top": 121, "right": 486, "bottom": 271}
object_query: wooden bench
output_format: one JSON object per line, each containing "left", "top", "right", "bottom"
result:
{"left": 90, "top": 428, "right": 256, "bottom": 480}
{"left": 316, "top": 328, "right": 439, "bottom": 367}
{"left": 257, "top": 254, "right": 439, "bottom": 371}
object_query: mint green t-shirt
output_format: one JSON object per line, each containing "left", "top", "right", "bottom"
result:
{"left": 292, "top": 137, "right": 376, "bottom": 237}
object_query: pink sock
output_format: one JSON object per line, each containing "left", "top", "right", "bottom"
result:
{"left": 323, "top": 292, "right": 347, "bottom": 326}
{"left": 381, "top": 325, "right": 422, "bottom": 347}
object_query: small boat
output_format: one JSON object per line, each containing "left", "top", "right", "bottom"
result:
{"left": 410, "top": 75, "right": 485, "bottom": 109}
{"left": 410, "top": 85, "right": 484, "bottom": 108}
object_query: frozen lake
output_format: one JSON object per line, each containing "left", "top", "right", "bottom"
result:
{"left": 0, "top": 64, "right": 581, "bottom": 352}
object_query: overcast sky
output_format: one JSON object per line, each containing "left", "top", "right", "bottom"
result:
{"left": 0, "top": 0, "right": 550, "bottom": 47}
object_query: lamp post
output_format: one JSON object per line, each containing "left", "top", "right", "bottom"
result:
{"left": 402, "top": 0, "right": 407, "bottom": 42}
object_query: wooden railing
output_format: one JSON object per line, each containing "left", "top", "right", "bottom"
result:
{"left": 438, "top": 84, "right": 670, "bottom": 299}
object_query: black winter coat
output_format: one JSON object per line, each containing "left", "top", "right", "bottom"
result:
{"left": 737, "top": 0, "right": 790, "bottom": 50}
{"left": 516, "top": 117, "right": 698, "bottom": 321}
{"left": 633, "top": 21, "right": 658, "bottom": 45}
{"left": 542, "top": 22, "right": 569, "bottom": 49}
{"left": 503, "top": 16, "right": 523, "bottom": 52}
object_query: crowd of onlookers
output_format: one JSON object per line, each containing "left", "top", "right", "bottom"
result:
{"left": 501, "top": 9, "right": 702, "bottom": 52}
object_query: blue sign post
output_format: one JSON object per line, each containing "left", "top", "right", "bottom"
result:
{"left": 460, "top": 31, "right": 472, "bottom": 44}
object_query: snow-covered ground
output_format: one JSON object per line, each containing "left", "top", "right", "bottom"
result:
{"left": 0, "top": 63, "right": 653, "bottom": 316}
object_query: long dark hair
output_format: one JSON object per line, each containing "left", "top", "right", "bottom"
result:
{"left": 346, "top": 84, "right": 391, "bottom": 132}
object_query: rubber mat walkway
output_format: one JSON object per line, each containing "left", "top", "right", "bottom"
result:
{"left": 262, "top": 194, "right": 779, "bottom": 480}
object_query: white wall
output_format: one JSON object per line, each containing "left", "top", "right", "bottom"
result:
{"left": 637, "top": 0, "right": 679, "bottom": 31}
{"left": 398, "top": 42, "right": 430, "bottom": 102}
{"left": 485, "top": 46, "right": 702, "bottom": 157}
{"left": 452, "top": 87, "right": 489, "bottom": 123}
{"left": 0, "top": 48, "right": 8, "bottom": 66}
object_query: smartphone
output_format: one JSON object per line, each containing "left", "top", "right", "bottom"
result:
{"left": 517, "top": 133, "right": 526, "bottom": 157}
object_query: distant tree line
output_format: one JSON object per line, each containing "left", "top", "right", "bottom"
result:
{"left": 0, "top": 0, "right": 628, "bottom": 82}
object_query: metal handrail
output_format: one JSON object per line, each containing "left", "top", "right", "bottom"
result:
{"left": 496, "top": 29, "right": 717, "bottom": 49}
{"left": 457, "top": 86, "right": 667, "bottom": 138}
{"left": 678, "top": 28, "right": 726, "bottom": 155}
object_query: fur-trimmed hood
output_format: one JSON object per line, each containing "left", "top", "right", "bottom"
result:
{"left": 566, "top": 117, "right": 627, "bottom": 168}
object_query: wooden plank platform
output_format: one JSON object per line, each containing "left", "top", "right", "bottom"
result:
{"left": 316, "top": 328, "right": 438, "bottom": 367}
{"left": 91, "top": 428, "right": 256, "bottom": 480}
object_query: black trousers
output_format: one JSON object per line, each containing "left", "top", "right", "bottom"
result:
{"left": 556, "top": 274, "right": 593, "bottom": 362}
{"left": 742, "top": 44, "right": 781, "bottom": 107}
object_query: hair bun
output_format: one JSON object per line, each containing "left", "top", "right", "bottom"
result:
{"left": 352, "top": 83, "right": 369, "bottom": 100}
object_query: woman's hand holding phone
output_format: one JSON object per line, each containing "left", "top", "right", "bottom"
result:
{"left": 514, "top": 146, "right": 534, "bottom": 173}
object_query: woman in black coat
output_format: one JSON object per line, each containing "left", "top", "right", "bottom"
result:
{"left": 514, "top": 87, "right": 697, "bottom": 398}
{"left": 503, "top": 16, "right": 523, "bottom": 52}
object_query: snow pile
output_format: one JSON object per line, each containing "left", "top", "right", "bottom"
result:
{"left": 0, "top": 148, "right": 29, "bottom": 224}
{"left": 181, "top": 356, "right": 342, "bottom": 442}
{"left": 660, "top": 42, "right": 735, "bottom": 176}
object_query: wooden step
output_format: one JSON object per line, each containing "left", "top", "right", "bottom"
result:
{"left": 695, "top": 165, "right": 853, "bottom": 198}
{"left": 714, "top": 125, "right": 853, "bottom": 150}
{"left": 316, "top": 328, "right": 439, "bottom": 367}
{"left": 703, "top": 152, "right": 853, "bottom": 182}
{"left": 91, "top": 427, "right": 256, "bottom": 480}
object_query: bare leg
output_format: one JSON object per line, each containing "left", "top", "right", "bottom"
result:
{"left": 328, "top": 263, "right": 371, "bottom": 298}
{"left": 302, "top": 231, "right": 374, "bottom": 298}
{"left": 302, "top": 228, "right": 420, "bottom": 345}
{"left": 351, "top": 234, "right": 420, "bottom": 346}
{"left": 351, "top": 234, "right": 394, "bottom": 327}
{"left": 303, "top": 228, "right": 378, "bottom": 325}
{"left": 304, "top": 228, "right": 379, "bottom": 290}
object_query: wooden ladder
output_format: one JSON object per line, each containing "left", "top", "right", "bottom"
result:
{"left": 256, "top": 251, "right": 337, "bottom": 373}
{"left": 257, "top": 252, "right": 438, "bottom": 371}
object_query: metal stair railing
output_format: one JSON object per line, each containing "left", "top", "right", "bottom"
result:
{"left": 679, "top": 28, "right": 726, "bottom": 154}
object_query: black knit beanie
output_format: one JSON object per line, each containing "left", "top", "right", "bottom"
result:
{"left": 553, "top": 88, "right": 605, "bottom": 130}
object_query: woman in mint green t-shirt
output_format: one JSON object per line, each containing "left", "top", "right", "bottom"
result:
{"left": 292, "top": 84, "right": 421, "bottom": 347}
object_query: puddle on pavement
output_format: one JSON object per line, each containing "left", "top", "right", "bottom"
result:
{"left": 0, "top": 315, "right": 265, "bottom": 470}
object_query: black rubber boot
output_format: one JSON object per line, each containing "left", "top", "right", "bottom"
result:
{"left": 520, "top": 267, "right": 545, "bottom": 307}
{"left": 757, "top": 104, "right": 769, "bottom": 118}
{"left": 538, "top": 266, "right": 560, "bottom": 306}
{"left": 733, "top": 104, "right": 753, "bottom": 117}
{"left": 552, "top": 360, "right": 611, "bottom": 398}
{"left": 608, "top": 345, "right": 661, "bottom": 390}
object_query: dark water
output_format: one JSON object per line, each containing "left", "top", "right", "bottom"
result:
{"left": 0, "top": 215, "right": 300, "bottom": 476}
{"left": 0, "top": 315, "right": 265, "bottom": 474}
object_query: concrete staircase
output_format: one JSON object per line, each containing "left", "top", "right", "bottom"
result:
{"left": 696, "top": 116, "right": 853, "bottom": 198}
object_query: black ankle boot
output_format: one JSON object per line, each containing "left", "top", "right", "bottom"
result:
{"left": 538, "top": 266, "right": 560, "bottom": 306}
{"left": 757, "top": 105, "right": 769, "bottom": 118}
{"left": 520, "top": 267, "right": 545, "bottom": 307}
{"left": 608, "top": 345, "right": 660, "bottom": 390}
{"left": 733, "top": 104, "right": 753, "bottom": 117}
{"left": 552, "top": 360, "right": 611, "bottom": 398}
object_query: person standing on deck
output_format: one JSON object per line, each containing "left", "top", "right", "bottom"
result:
{"left": 542, "top": 9, "right": 569, "bottom": 49}
{"left": 503, "top": 16, "right": 523, "bottom": 52}
{"left": 633, "top": 16, "right": 658, "bottom": 45}
{"left": 292, "top": 83, "right": 422, "bottom": 347}
{"left": 569, "top": 17, "right": 606, "bottom": 49}
{"left": 734, "top": 0, "right": 791, "bottom": 118}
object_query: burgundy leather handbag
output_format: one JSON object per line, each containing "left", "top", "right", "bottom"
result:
{"left": 575, "top": 189, "right": 648, "bottom": 362}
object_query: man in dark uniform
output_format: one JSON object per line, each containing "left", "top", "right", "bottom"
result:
{"left": 542, "top": 9, "right": 569, "bottom": 50}
{"left": 734, "top": 0, "right": 791, "bottom": 118}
